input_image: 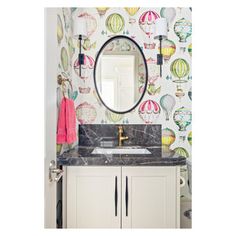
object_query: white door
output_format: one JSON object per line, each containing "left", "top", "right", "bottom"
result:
{"left": 44, "top": 8, "right": 58, "bottom": 228}
{"left": 67, "top": 167, "right": 121, "bottom": 228}
{"left": 122, "top": 166, "right": 180, "bottom": 228}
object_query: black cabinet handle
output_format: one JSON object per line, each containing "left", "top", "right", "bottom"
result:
{"left": 115, "top": 176, "right": 118, "bottom": 216}
{"left": 125, "top": 176, "right": 128, "bottom": 216}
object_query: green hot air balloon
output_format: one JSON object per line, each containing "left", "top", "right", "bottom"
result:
{"left": 170, "top": 58, "right": 190, "bottom": 80}
{"left": 106, "top": 13, "right": 125, "bottom": 34}
{"left": 173, "top": 147, "right": 189, "bottom": 158}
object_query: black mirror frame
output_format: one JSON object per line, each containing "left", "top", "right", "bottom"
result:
{"left": 93, "top": 35, "right": 148, "bottom": 114}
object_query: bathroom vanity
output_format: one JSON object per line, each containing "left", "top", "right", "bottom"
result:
{"left": 57, "top": 125, "right": 186, "bottom": 228}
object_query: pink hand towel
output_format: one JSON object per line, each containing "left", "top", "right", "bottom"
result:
{"left": 57, "top": 97, "right": 77, "bottom": 144}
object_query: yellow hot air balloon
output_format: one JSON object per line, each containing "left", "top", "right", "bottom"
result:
{"left": 158, "top": 39, "right": 176, "bottom": 63}
{"left": 96, "top": 7, "right": 109, "bottom": 17}
{"left": 124, "top": 7, "right": 140, "bottom": 16}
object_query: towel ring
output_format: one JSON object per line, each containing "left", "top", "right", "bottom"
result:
{"left": 57, "top": 74, "right": 73, "bottom": 98}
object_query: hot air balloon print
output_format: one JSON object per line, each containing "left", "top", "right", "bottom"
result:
{"left": 96, "top": 7, "right": 109, "bottom": 17}
{"left": 124, "top": 7, "right": 140, "bottom": 24}
{"left": 170, "top": 58, "right": 190, "bottom": 81}
{"left": 74, "top": 55, "right": 94, "bottom": 80}
{"left": 78, "top": 13, "right": 97, "bottom": 37}
{"left": 173, "top": 147, "right": 189, "bottom": 158}
{"left": 76, "top": 102, "right": 97, "bottom": 124}
{"left": 105, "top": 110, "right": 124, "bottom": 123}
{"left": 57, "top": 14, "right": 63, "bottom": 45}
{"left": 106, "top": 13, "right": 125, "bottom": 34}
{"left": 188, "top": 131, "right": 192, "bottom": 145}
{"left": 138, "top": 100, "right": 161, "bottom": 124}
{"left": 139, "top": 10, "right": 160, "bottom": 37}
{"left": 61, "top": 47, "right": 69, "bottom": 72}
{"left": 174, "top": 18, "right": 192, "bottom": 43}
{"left": 160, "top": 8, "right": 176, "bottom": 31}
{"left": 160, "top": 94, "right": 176, "bottom": 121}
{"left": 162, "top": 128, "right": 176, "bottom": 147}
{"left": 188, "top": 43, "right": 192, "bottom": 57}
{"left": 158, "top": 39, "right": 176, "bottom": 63}
{"left": 173, "top": 106, "right": 192, "bottom": 131}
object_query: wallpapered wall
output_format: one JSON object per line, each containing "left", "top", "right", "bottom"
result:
{"left": 56, "top": 7, "right": 192, "bottom": 198}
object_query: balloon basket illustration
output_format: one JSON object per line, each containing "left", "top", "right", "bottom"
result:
{"left": 175, "top": 85, "right": 185, "bottom": 99}
{"left": 138, "top": 100, "right": 161, "bottom": 124}
{"left": 174, "top": 18, "right": 192, "bottom": 43}
{"left": 160, "top": 94, "right": 176, "bottom": 121}
{"left": 173, "top": 106, "right": 192, "bottom": 131}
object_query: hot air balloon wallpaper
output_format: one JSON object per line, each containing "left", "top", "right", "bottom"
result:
{"left": 188, "top": 131, "right": 192, "bottom": 145}
{"left": 139, "top": 10, "right": 160, "bottom": 49}
{"left": 174, "top": 18, "right": 192, "bottom": 43}
{"left": 124, "top": 7, "right": 140, "bottom": 23}
{"left": 170, "top": 58, "right": 190, "bottom": 81}
{"left": 160, "top": 94, "right": 176, "bottom": 121}
{"left": 105, "top": 110, "right": 124, "bottom": 123}
{"left": 76, "top": 102, "right": 97, "bottom": 124}
{"left": 57, "top": 14, "right": 64, "bottom": 44}
{"left": 78, "top": 12, "right": 97, "bottom": 38}
{"left": 96, "top": 7, "right": 109, "bottom": 17}
{"left": 138, "top": 100, "right": 161, "bottom": 124}
{"left": 74, "top": 55, "right": 94, "bottom": 80}
{"left": 188, "top": 43, "right": 192, "bottom": 57}
{"left": 106, "top": 13, "right": 125, "bottom": 34}
{"left": 61, "top": 47, "right": 69, "bottom": 72}
{"left": 158, "top": 39, "right": 176, "bottom": 63}
{"left": 162, "top": 128, "right": 176, "bottom": 157}
{"left": 173, "top": 147, "right": 189, "bottom": 158}
{"left": 160, "top": 8, "right": 176, "bottom": 31}
{"left": 173, "top": 106, "right": 192, "bottom": 131}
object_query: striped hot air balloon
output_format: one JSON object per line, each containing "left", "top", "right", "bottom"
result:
{"left": 139, "top": 10, "right": 160, "bottom": 37}
{"left": 160, "top": 8, "right": 176, "bottom": 31}
{"left": 57, "top": 14, "right": 63, "bottom": 44}
{"left": 170, "top": 58, "right": 190, "bottom": 79}
{"left": 96, "top": 7, "right": 109, "bottom": 17}
{"left": 78, "top": 13, "right": 97, "bottom": 37}
{"left": 174, "top": 18, "right": 192, "bottom": 42}
{"left": 106, "top": 13, "right": 125, "bottom": 34}
{"left": 173, "top": 147, "right": 189, "bottom": 158}
{"left": 124, "top": 7, "right": 140, "bottom": 16}
{"left": 188, "top": 43, "right": 192, "bottom": 57}
{"left": 173, "top": 106, "right": 192, "bottom": 131}
{"left": 105, "top": 110, "right": 123, "bottom": 123}
{"left": 138, "top": 100, "right": 161, "bottom": 124}
{"left": 162, "top": 128, "right": 176, "bottom": 147}
{"left": 74, "top": 55, "right": 94, "bottom": 79}
{"left": 158, "top": 39, "right": 176, "bottom": 62}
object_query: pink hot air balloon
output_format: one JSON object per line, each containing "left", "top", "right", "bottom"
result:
{"left": 139, "top": 100, "right": 161, "bottom": 124}
{"left": 74, "top": 55, "right": 94, "bottom": 80}
{"left": 139, "top": 10, "right": 160, "bottom": 38}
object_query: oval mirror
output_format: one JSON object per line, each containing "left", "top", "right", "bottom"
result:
{"left": 94, "top": 36, "right": 148, "bottom": 114}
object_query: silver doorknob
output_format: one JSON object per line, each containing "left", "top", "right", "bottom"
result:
{"left": 49, "top": 160, "right": 63, "bottom": 182}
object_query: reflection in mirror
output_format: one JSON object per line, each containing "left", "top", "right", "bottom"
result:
{"left": 94, "top": 36, "right": 147, "bottom": 113}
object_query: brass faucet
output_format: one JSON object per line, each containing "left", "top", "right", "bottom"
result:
{"left": 118, "top": 125, "right": 128, "bottom": 146}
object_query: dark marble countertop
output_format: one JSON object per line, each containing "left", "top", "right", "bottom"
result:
{"left": 57, "top": 146, "right": 186, "bottom": 166}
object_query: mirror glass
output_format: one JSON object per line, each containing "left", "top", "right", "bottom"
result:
{"left": 94, "top": 36, "right": 147, "bottom": 113}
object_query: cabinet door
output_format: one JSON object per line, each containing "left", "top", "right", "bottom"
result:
{"left": 122, "top": 166, "right": 180, "bottom": 228}
{"left": 67, "top": 166, "right": 121, "bottom": 228}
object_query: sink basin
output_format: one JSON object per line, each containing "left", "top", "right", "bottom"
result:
{"left": 92, "top": 147, "right": 151, "bottom": 155}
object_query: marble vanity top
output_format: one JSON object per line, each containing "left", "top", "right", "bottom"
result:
{"left": 57, "top": 146, "right": 186, "bottom": 166}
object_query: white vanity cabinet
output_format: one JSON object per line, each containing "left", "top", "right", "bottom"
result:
{"left": 66, "top": 166, "right": 180, "bottom": 228}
